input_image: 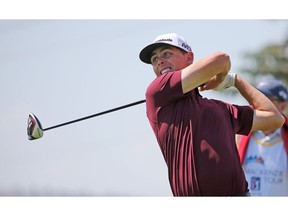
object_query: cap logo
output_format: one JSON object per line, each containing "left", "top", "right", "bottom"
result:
{"left": 279, "top": 90, "right": 288, "bottom": 101}
{"left": 181, "top": 43, "right": 191, "bottom": 51}
{"left": 156, "top": 38, "right": 173, "bottom": 42}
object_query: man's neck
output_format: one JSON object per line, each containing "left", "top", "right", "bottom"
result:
{"left": 263, "top": 130, "right": 275, "bottom": 136}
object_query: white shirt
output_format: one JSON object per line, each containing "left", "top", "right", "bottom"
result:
{"left": 242, "top": 128, "right": 288, "bottom": 196}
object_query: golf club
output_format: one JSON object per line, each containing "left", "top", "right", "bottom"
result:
{"left": 27, "top": 99, "right": 146, "bottom": 140}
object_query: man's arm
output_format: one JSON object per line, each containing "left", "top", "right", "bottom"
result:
{"left": 181, "top": 51, "right": 284, "bottom": 131}
{"left": 181, "top": 52, "right": 231, "bottom": 94}
{"left": 235, "top": 75, "right": 284, "bottom": 131}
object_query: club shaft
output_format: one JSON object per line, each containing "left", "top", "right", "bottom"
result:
{"left": 43, "top": 99, "right": 146, "bottom": 131}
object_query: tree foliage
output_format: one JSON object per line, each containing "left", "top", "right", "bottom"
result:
{"left": 240, "top": 39, "right": 288, "bottom": 86}
{"left": 240, "top": 35, "right": 288, "bottom": 115}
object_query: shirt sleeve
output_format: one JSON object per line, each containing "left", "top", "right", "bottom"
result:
{"left": 232, "top": 104, "right": 254, "bottom": 135}
{"left": 145, "top": 70, "right": 185, "bottom": 108}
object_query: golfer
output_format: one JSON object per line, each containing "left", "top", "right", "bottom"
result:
{"left": 139, "top": 33, "right": 284, "bottom": 196}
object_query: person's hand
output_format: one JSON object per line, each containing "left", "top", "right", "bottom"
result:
{"left": 199, "top": 73, "right": 235, "bottom": 91}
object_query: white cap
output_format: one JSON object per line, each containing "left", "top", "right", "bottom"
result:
{"left": 139, "top": 33, "right": 192, "bottom": 64}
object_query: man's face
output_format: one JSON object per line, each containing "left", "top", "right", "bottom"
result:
{"left": 150, "top": 46, "right": 193, "bottom": 77}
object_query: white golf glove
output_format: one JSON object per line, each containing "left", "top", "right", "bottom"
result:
{"left": 213, "top": 73, "right": 237, "bottom": 91}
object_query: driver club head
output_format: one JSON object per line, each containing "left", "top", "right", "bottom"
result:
{"left": 27, "top": 113, "right": 43, "bottom": 140}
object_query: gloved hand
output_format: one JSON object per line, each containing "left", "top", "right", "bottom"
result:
{"left": 212, "top": 73, "right": 237, "bottom": 91}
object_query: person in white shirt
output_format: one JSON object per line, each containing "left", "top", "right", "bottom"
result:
{"left": 238, "top": 79, "right": 288, "bottom": 196}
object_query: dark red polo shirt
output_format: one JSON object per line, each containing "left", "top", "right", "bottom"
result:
{"left": 146, "top": 70, "right": 254, "bottom": 196}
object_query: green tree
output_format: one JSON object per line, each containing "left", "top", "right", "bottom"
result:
{"left": 241, "top": 39, "right": 288, "bottom": 86}
{"left": 240, "top": 38, "right": 288, "bottom": 114}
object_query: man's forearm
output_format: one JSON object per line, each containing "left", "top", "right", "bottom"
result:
{"left": 235, "top": 75, "right": 271, "bottom": 110}
{"left": 235, "top": 74, "right": 284, "bottom": 131}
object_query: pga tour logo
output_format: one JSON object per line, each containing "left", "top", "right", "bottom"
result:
{"left": 251, "top": 177, "right": 261, "bottom": 191}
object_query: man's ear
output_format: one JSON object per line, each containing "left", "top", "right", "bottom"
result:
{"left": 186, "top": 52, "right": 194, "bottom": 64}
{"left": 280, "top": 101, "right": 287, "bottom": 113}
